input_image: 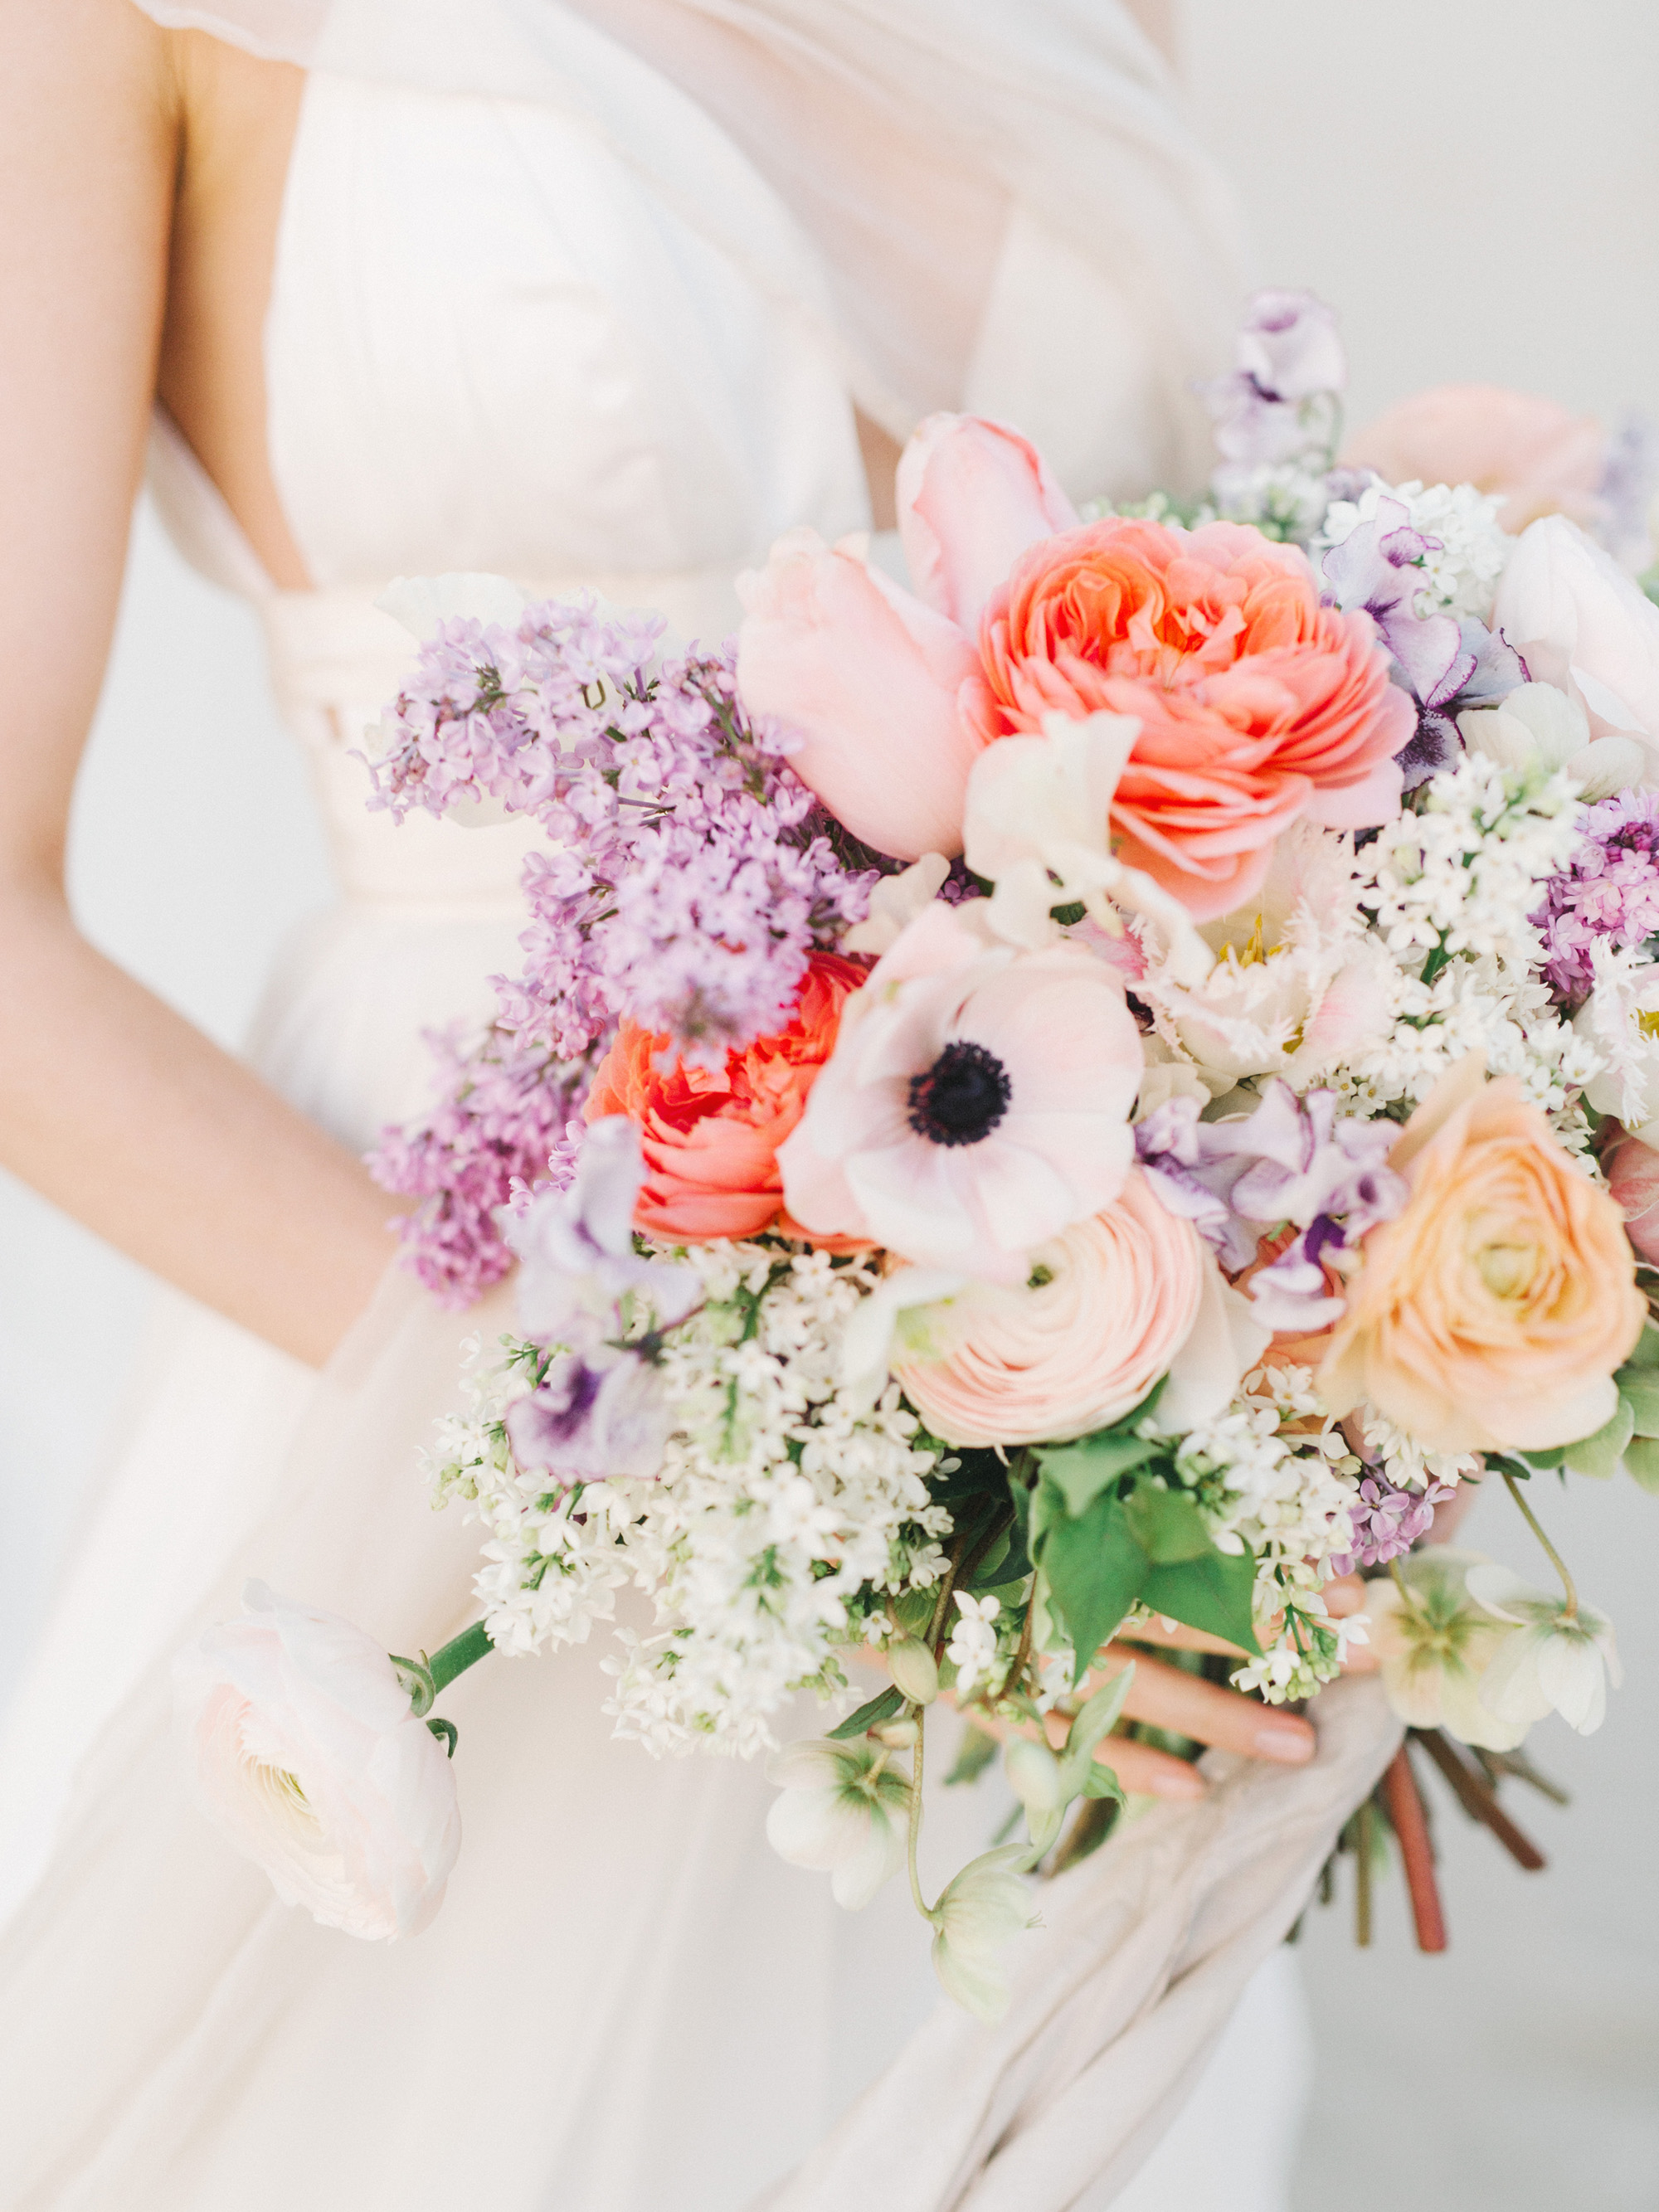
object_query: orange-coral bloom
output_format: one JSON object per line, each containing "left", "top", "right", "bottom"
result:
{"left": 1318, "top": 1059, "right": 1645, "bottom": 1454}
{"left": 964, "top": 517, "right": 1412, "bottom": 920}
{"left": 585, "top": 954, "right": 866, "bottom": 1242}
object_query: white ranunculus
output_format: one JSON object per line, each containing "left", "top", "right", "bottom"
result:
{"left": 764, "top": 1738, "right": 912, "bottom": 1908}
{"left": 1491, "top": 517, "right": 1659, "bottom": 771}
{"left": 1457, "top": 680, "right": 1646, "bottom": 802}
{"left": 929, "top": 1844, "right": 1039, "bottom": 2021}
{"left": 1467, "top": 1563, "right": 1622, "bottom": 1735}
{"left": 173, "top": 1582, "right": 462, "bottom": 1941}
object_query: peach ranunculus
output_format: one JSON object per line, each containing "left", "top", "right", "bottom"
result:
{"left": 1318, "top": 1057, "right": 1645, "bottom": 1455}
{"left": 890, "top": 1172, "right": 1263, "bottom": 1447}
{"left": 737, "top": 415, "right": 1408, "bottom": 903}
{"left": 585, "top": 952, "right": 865, "bottom": 1242}
{"left": 1344, "top": 385, "right": 1603, "bottom": 536}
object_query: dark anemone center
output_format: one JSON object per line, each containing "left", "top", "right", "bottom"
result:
{"left": 907, "top": 1039, "right": 1012, "bottom": 1149}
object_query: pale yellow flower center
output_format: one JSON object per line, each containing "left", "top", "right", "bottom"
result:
{"left": 1639, "top": 1008, "right": 1659, "bottom": 1040}
{"left": 1474, "top": 1237, "right": 1541, "bottom": 1301}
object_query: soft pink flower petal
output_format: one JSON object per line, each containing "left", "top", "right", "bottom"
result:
{"left": 1345, "top": 384, "right": 1603, "bottom": 533}
{"left": 736, "top": 527, "right": 982, "bottom": 858}
{"left": 898, "top": 413, "right": 1079, "bottom": 634}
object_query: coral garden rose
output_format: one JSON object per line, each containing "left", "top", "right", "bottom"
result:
{"left": 1345, "top": 384, "right": 1603, "bottom": 535}
{"left": 965, "top": 516, "right": 1410, "bottom": 919}
{"left": 778, "top": 898, "right": 1143, "bottom": 1281}
{"left": 892, "top": 1171, "right": 1262, "bottom": 1447}
{"left": 1318, "top": 1057, "right": 1646, "bottom": 1455}
{"left": 737, "top": 415, "right": 1408, "bottom": 900}
{"left": 173, "top": 1581, "right": 462, "bottom": 1942}
{"left": 585, "top": 952, "right": 865, "bottom": 1241}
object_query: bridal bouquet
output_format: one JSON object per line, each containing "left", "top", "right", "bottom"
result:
{"left": 181, "top": 294, "right": 1659, "bottom": 1996}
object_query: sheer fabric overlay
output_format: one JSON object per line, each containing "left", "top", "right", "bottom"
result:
{"left": 134, "top": 0, "right": 1248, "bottom": 489}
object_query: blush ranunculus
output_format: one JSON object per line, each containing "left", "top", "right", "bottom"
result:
{"left": 891, "top": 1172, "right": 1260, "bottom": 1446}
{"left": 963, "top": 516, "right": 1411, "bottom": 920}
{"left": 1318, "top": 1058, "right": 1646, "bottom": 1455}
{"left": 585, "top": 953, "right": 865, "bottom": 1242}
{"left": 1601, "top": 1126, "right": 1659, "bottom": 1265}
{"left": 1345, "top": 384, "right": 1603, "bottom": 535}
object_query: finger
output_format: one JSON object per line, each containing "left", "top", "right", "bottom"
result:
{"left": 1093, "top": 1735, "right": 1207, "bottom": 1801}
{"left": 1324, "top": 1573, "right": 1368, "bottom": 1616}
{"left": 1090, "top": 1650, "right": 1316, "bottom": 1766}
{"left": 1111, "top": 1616, "right": 1248, "bottom": 1659}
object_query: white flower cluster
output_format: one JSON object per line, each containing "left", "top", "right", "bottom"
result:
{"left": 1210, "top": 459, "right": 1333, "bottom": 547}
{"left": 423, "top": 1336, "right": 631, "bottom": 1657}
{"left": 1170, "top": 1362, "right": 1365, "bottom": 1702}
{"left": 603, "top": 1244, "right": 950, "bottom": 1757}
{"left": 1356, "top": 1407, "right": 1480, "bottom": 1494}
{"left": 1318, "top": 477, "right": 1514, "bottom": 620}
{"left": 1338, "top": 755, "right": 1601, "bottom": 1123}
{"left": 1363, "top": 753, "right": 1583, "bottom": 966}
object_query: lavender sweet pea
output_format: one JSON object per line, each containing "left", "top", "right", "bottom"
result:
{"left": 507, "top": 1116, "right": 698, "bottom": 1338}
{"left": 1321, "top": 496, "right": 1527, "bottom": 786}
{"left": 1204, "top": 287, "right": 1345, "bottom": 469}
{"left": 1136, "top": 1082, "right": 1406, "bottom": 1331}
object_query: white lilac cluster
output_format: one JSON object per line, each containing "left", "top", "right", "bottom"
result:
{"left": 1209, "top": 459, "right": 1334, "bottom": 547}
{"left": 1167, "top": 1363, "right": 1365, "bottom": 1701}
{"left": 427, "top": 1252, "right": 950, "bottom": 1755}
{"left": 1335, "top": 754, "right": 1603, "bottom": 1121}
{"left": 1318, "top": 478, "right": 1514, "bottom": 620}
{"left": 423, "top": 1336, "right": 632, "bottom": 1657}
{"left": 601, "top": 1244, "right": 950, "bottom": 1757}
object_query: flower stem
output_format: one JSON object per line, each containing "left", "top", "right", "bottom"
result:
{"left": 1498, "top": 1466, "right": 1579, "bottom": 1619}
{"left": 905, "top": 1702, "right": 934, "bottom": 1924}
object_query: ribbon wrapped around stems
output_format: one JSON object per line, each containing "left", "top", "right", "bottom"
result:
{"left": 749, "top": 1675, "right": 1401, "bottom": 2212}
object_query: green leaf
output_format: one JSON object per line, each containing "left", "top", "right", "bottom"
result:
{"left": 1121, "top": 1485, "right": 1215, "bottom": 1563}
{"left": 1039, "top": 1430, "right": 1163, "bottom": 1519}
{"left": 1563, "top": 1393, "right": 1635, "bottom": 1480}
{"left": 828, "top": 1686, "right": 903, "bottom": 1740}
{"left": 1624, "top": 1435, "right": 1659, "bottom": 1496}
{"left": 1140, "top": 1546, "right": 1261, "bottom": 1655}
{"left": 1039, "top": 1492, "right": 1151, "bottom": 1683}
{"left": 1619, "top": 1321, "right": 1659, "bottom": 1372}
{"left": 945, "top": 1722, "right": 1001, "bottom": 1787}
{"left": 1618, "top": 1368, "right": 1659, "bottom": 1438}
{"left": 1056, "top": 1665, "right": 1136, "bottom": 1801}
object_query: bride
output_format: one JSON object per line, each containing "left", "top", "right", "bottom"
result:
{"left": 0, "top": 2, "right": 1324, "bottom": 2205}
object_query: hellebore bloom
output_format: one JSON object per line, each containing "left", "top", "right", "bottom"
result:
{"left": 764, "top": 1738, "right": 912, "bottom": 1909}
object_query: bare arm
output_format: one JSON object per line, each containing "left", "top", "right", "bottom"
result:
{"left": 0, "top": 1, "right": 397, "bottom": 1365}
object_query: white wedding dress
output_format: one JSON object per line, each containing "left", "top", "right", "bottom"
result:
{"left": 0, "top": 5, "right": 1318, "bottom": 2206}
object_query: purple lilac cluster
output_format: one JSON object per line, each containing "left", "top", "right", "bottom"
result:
{"left": 1136, "top": 1082, "right": 1407, "bottom": 1332}
{"left": 1533, "top": 787, "right": 1659, "bottom": 1005}
{"left": 365, "top": 596, "right": 876, "bottom": 1303}
{"left": 368, "top": 1029, "right": 582, "bottom": 1308}
{"left": 367, "top": 599, "right": 874, "bottom": 1060}
{"left": 1330, "top": 1475, "right": 1457, "bottom": 1574}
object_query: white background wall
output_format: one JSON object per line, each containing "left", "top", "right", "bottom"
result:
{"left": 0, "top": 3, "right": 1654, "bottom": 2203}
